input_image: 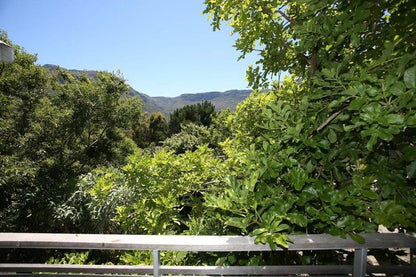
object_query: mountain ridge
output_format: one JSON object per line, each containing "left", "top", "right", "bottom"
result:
{"left": 43, "top": 64, "right": 252, "bottom": 116}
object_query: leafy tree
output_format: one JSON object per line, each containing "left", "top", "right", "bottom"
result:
{"left": 203, "top": 0, "right": 416, "bottom": 248}
{"left": 132, "top": 112, "right": 168, "bottom": 148}
{"left": 169, "top": 101, "right": 216, "bottom": 134}
{"left": 55, "top": 146, "right": 227, "bottom": 235}
{"left": 162, "top": 123, "right": 210, "bottom": 154}
{"left": 0, "top": 33, "right": 141, "bottom": 232}
{"left": 204, "top": 0, "right": 415, "bottom": 87}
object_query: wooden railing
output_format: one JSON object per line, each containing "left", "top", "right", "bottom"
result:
{"left": 0, "top": 233, "right": 415, "bottom": 276}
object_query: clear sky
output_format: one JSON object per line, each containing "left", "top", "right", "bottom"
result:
{"left": 0, "top": 0, "right": 258, "bottom": 97}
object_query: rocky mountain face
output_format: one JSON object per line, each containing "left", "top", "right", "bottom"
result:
{"left": 43, "top": 64, "right": 252, "bottom": 117}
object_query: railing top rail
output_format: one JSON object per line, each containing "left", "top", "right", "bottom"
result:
{"left": 0, "top": 233, "right": 415, "bottom": 251}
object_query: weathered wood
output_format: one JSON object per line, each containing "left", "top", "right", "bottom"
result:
{"left": 367, "top": 265, "right": 416, "bottom": 274}
{"left": 153, "top": 250, "right": 160, "bottom": 277}
{"left": 1, "top": 233, "right": 415, "bottom": 276}
{"left": 1, "top": 264, "right": 415, "bottom": 275}
{"left": 353, "top": 248, "right": 367, "bottom": 277}
{"left": 0, "top": 264, "right": 352, "bottom": 274}
{"left": 0, "top": 264, "right": 152, "bottom": 274}
{"left": 0, "top": 233, "right": 415, "bottom": 251}
{"left": 1, "top": 273, "right": 351, "bottom": 277}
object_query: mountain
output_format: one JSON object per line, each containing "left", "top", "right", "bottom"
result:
{"left": 43, "top": 64, "right": 252, "bottom": 116}
{"left": 129, "top": 88, "right": 252, "bottom": 116}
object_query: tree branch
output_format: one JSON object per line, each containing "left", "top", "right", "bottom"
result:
{"left": 309, "top": 105, "right": 348, "bottom": 138}
{"left": 276, "top": 10, "right": 298, "bottom": 26}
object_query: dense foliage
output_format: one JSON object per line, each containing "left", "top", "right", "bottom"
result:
{"left": 132, "top": 112, "right": 169, "bottom": 148}
{"left": 202, "top": 0, "right": 416, "bottom": 246}
{"left": 1, "top": 0, "right": 415, "bottom": 266}
{"left": 202, "top": 0, "right": 416, "bottom": 247}
{"left": 169, "top": 101, "right": 216, "bottom": 134}
{"left": 0, "top": 32, "right": 141, "bottom": 232}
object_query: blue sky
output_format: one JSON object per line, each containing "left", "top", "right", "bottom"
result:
{"left": 0, "top": 0, "right": 258, "bottom": 97}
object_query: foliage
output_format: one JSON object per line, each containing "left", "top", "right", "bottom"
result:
{"left": 56, "top": 145, "right": 227, "bottom": 235}
{"left": 204, "top": 0, "right": 415, "bottom": 87}
{"left": 162, "top": 123, "right": 211, "bottom": 154}
{"left": 132, "top": 112, "right": 168, "bottom": 148}
{"left": 2, "top": 0, "right": 416, "bottom": 266}
{"left": 47, "top": 252, "right": 92, "bottom": 265}
{"left": 203, "top": 0, "right": 416, "bottom": 248}
{"left": 169, "top": 101, "right": 216, "bottom": 134}
{"left": 0, "top": 32, "right": 141, "bottom": 232}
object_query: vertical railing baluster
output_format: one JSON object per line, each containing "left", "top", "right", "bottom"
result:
{"left": 353, "top": 248, "right": 367, "bottom": 277}
{"left": 153, "top": 249, "right": 160, "bottom": 277}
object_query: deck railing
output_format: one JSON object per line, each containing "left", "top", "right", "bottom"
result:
{"left": 0, "top": 233, "right": 415, "bottom": 276}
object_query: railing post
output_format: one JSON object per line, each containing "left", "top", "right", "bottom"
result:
{"left": 153, "top": 249, "right": 160, "bottom": 277}
{"left": 353, "top": 248, "right": 367, "bottom": 277}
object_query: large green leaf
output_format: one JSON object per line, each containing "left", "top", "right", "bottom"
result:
{"left": 404, "top": 66, "right": 416, "bottom": 89}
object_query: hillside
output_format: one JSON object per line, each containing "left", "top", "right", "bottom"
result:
{"left": 129, "top": 88, "right": 252, "bottom": 116}
{"left": 43, "top": 64, "right": 252, "bottom": 116}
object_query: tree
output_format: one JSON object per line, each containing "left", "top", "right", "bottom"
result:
{"left": 162, "top": 123, "right": 210, "bottom": 154}
{"left": 203, "top": 0, "right": 416, "bottom": 248}
{"left": 169, "top": 101, "right": 216, "bottom": 134}
{"left": 204, "top": 0, "right": 415, "bottom": 87}
{"left": 132, "top": 112, "right": 169, "bottom": 148}
{"left": 0, "top": 33, "right": 141, "bottom": 232}
{"left": 55, "top": 146, "right": 227, "bottom": 235}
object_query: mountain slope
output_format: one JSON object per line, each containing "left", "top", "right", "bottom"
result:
{"left": 129, "top": 88, "right": 252, "bottom": 116}
{"left": 43, "top": 64, "right": 252, "bottom": 116}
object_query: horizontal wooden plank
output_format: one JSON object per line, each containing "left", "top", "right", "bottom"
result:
{"left": 2, "top": 264, "right": 415, "bottom": 275}
{"left": 0, "top": 264, "right": 352, "bottom": 275}
{"left": 165, "top": 265, "right": 353, "bottom": 275}
{"left": 0, "top": 275, "right": 152, "bottom": 277}
{"left": 0, "top": 233, "right": 415, "bottom": 251}
{"left": 367, "top": 265, "right": 416, "bottom": 274}
{"left": 0, "top": 264, "right": 152, "bottom": 274}
{"left": 1, "top": 273, "right": 351, "bottom": 277}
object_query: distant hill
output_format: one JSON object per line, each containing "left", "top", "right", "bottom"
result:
{"left": 129, "top": 88, "right": 252, "bottom": 116}
{"left": 43, "top": 64, "right": 252, "bottom": 117}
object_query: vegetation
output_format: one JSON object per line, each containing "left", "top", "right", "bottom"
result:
{"left": 132, "top": 112, "right": 169, "bottom": 148}
{"left": 168, "top": 101, "right": 216, "bottom": 134}
{"left": 203, "top": 0, "right": 416, "bottom": 247}
{"left": 0, "top": 31, "right": 141, "bottom": 232}
{"left": 1, "top": 0, "right": 415, "bottom": 266}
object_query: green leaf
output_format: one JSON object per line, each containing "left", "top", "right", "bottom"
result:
{"left": 377, "top": 129, "right": 393, "bottom": 141}
{"left": 389, "top": 82, "right": 405, "bottom": 96}
{"left": 349, "top": 233, "right": 365, "bottom": 244}
{"left": 227, "top": 254, "right": 237, "bottom": 264}
{"left": 386, "top": 114, "right": 404, "bottom": 125}
{"left": 286, "top": 167, "right": 307, "bottom": 191}
{"left": 407, "top": 161, "right": 416, "bottom": 179}
{"left": 362, "top": 190, "right": 378, "bottom": 200}
{"left": 275, "top": 235, "right": 289, "bottom": 248}
{"left": 406, "top": 114, "right": 416, "bottom": 126}
{"left": 328, "top": 129, "right": 337, "bottom": 144}
{"left": 349, "top": 98, "right": 366, "bottom": 110}
{"left": 226, "top": 217, "right": 248, "bottom": 229}
{"left": 267, "top": 236, "right": 277, "bottom": 250}
{"left": 251, "top": 228, "right": 267, "bottom": 236}
{"left": 404, "top": 66, "right": 416, "bottom": 89}
{"left": 366, "top": 134, "right": 377, "bottom": 150}
{"left": 274, "top": 223, "right": 290, "bottom": 232}
{"left": 288, "top": 212, "right": 308, "bottom": 227}
{"left": 366, "top": 87, "right": 378, "bottom": 97}
{"left": 306, "top": 160, "right": 315, "bottom": 173}
{"left": 254, "top": 234, "right": 267, "bottom": 245}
